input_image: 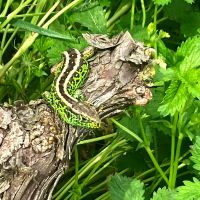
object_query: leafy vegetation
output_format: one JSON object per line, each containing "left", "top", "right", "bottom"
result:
{"left": 0, "top": 0, "right": 200, "bottom": 199}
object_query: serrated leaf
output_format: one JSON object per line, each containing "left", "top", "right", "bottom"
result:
{"left": 190, "top": 136, "right": 200, "bottom": 172}
{"left": 153, "top": 0, "right": 171, "bottom": 6}
{"left": 180, "top": 68, "right": 200, "bottom": 99}
{"left": 175, "top": 37, "right": 200, "bottom": 99}
{"left": 178, "top": 46, "right": 200, "bottom": 73}
{"left": 176, "top": 36, "right": 200, "bottom": 59}
{"left": 108, "top": 174, "right": 145, "bottom": 200}
{"left": 150, "top": 187, "right": 176, "bottom": 200}
{"left": 176, "top": 178, "right": 200, "bottom": 200}
{"left": 154, "top": 67, "right": 178, "bottom": 84}
{"left": 70, "top": 6, "right": 107, "bottom": 33}
{"left": 158, "top": 81, "right": 188, "bottom": 116}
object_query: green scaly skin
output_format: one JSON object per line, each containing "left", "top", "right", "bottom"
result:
{"left": 67, "top": 62, "right": 88, "bottom": 100}
{"left": 43, "top": 47, "right": 100, "bottom": 129}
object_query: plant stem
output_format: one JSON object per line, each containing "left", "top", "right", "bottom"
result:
{"left": 130, "top": 0, "right": 135, "bottom": 31}
{"left": 153, "top": 4, "right": 158, "bottom": 58}
{"left": 168, "top": 112, "right": 178, "bottom": 188}
{"left": 79, "top": 156, "right": 117, "bottom": 192}
{"left": 78, "top": 133, "right": 117, "bottom": 145}
{"left": 138, "top": 113, "right": 168, "bottom": 184}
{"left": 0, "top": 0, "right": 59, "bottom": 79}
{"left": 107, "top": 2, "right": 131, "bottom": 28}
{"left": 53, "top": 137, "right": 127, "bottom": 199}
{"left": 81, "top": 169, "right": 129, "bottom": 199}
{"left": 145, "top": 145, "right": 169, "bottom": 184}
{"left": 0, "top": 0, "right": 83, "bottom": 80}
{"left": 31, "top": 0, "right": 47, "bottom": 24}
{"left": 140, "top": 0, "right": 146, "bottom": 27}
{"left": 0, "top": 0, "right": 13, "bottom": 17}
{"left": 0, "top": 24, "right": 10, "bottom": 63}
{"left": 137, "top": 112, "right": 148, "bottom": 144}
{"left": 2, "top": 0, "right": 37, "bottom": 58}
{"left": 73, "top": 145, "right": 81, "bottom": 199}
{"left": 41, "top": 0, "right": 83, "bottom": 28}
{"left": 0, "top": 0, "right": 33, "bottom": 30}
{"left": 153, "top": 4, "right": 158, "bottom": 31}
{"left": 112, "top": 117, "right": 169, "bottom": 184}
{"left": 111, "top": 118, "right": 143, "bottom": 143}
{"left": 0, "top": 0, "right": 2, "bottom": 12}
{"left": 171, "top": 132, "right": 184, "bottom": 188}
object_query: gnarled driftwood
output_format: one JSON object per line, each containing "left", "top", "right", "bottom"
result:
{"left": 0, "top": 32, "right": 154, "bottom": 200}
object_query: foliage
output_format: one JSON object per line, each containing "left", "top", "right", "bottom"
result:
{"left": 0, "top": 0, "right": 200, "bottom": 199}
{"left": 108, "top": 174, "right": 145, "bottom": 200}
{"left": 175, "top": 178, "right": 200, "bottom": 200}
{"left": 190, "top": 136, "right": 200, "bottom": 172}
{"left": 150, "top": 187, "right": 176, "bottom": 200}
{"left": 157, "top": 36, "right": 200, "bottom": 116}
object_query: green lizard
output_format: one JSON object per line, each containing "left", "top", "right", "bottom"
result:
{"left": 43, "top": 47, "right": 101, "bottom": 129}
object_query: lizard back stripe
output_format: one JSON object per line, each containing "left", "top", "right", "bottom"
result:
{"left": 55, "top": 49, "right": 80, "bottom": 108}
{"left": 55, "top": 49, "right": 99, "bottom": 123}
{"left": 47, "top": 47, "right": 101, "bottom": 127}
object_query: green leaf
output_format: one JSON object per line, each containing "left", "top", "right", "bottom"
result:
{"left": 117, "top": 115, "right": 140, "bottom": 141}
{"left": 175, "top": 36, "right": 200, "bottom": 99}
{"left": 158, "top": 36, "right": 200, "bottom": 116}
{"left": 151, "top": 187, "right": 176, "bottom": 200}
{"left": 157, "top": 40, "right": 176, "bottom": 66}
{"left": 179, "top": 49, "right": 200, "bottom": 73}
{"left": 190, "top": 136, "right": 200, "bottom": 172}
{"left": 154, "top": 66, "right": 178, "bottom": 85}
{"left": 10, "top": 19, "right": 75, "bottom": 41}
{"left": 163, "top": 0, "right": 191, "bottom": 21}
{"left": 70, "top": 6, "right": 107, "bottom": 33}
{"left": 180, "top": 12, "right": 200, "bottom": 36}
{"left": 32, "top": 67, "right": 47, "bottom": 78}
{"left": 131, "top": 25, "right": 149, "bottom": 42}
{"left": 176, "top": 178, "right": 200, "bottom": 200}
{"left": 158, "top": 81, "right": 188, "bottom": 116}
{"left": 34, "top": 36, "right": 53, "bottom": 53}
{"left": 164, "top": 0, "right": 199, "bottom": 36}
{"left": 145, "top": 88, "right": 165, "bottom": 119}
{"left": 180, "top": 68, "right": 200, "bottom": 99}
{"left": 108, "top": 174, "right": 145, "bottom": 200}
{"left": 176, "top": 36, "right": 200, "bottom": 61}
{"left": 153, "top": 0, "right": 171, "bottom": 6}
{"left": 46, "top": 37, "right": 86, "bottom": 66}
{"left": 184, "top": 0, "right": 194, "bottom": 3}
{"left": 46, "top": 41, "right": 67, "bottom": 66}
{"left": 99, "top": 0, "right": 111, "bottom": 7}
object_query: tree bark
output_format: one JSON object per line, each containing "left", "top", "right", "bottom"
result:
{"left": 0, "top": 32, "right": 154, "bottom": 200}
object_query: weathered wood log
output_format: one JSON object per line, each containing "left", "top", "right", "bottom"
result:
{"left": 0, "top": 32, "right": 154, "bottom": 200}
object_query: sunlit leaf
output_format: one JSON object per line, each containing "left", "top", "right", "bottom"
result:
{"left": 158, "top": 81, "right": 188, "bottom": 116}
{"left": 108, "top": 174, "right": 145, "bottom": 200}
